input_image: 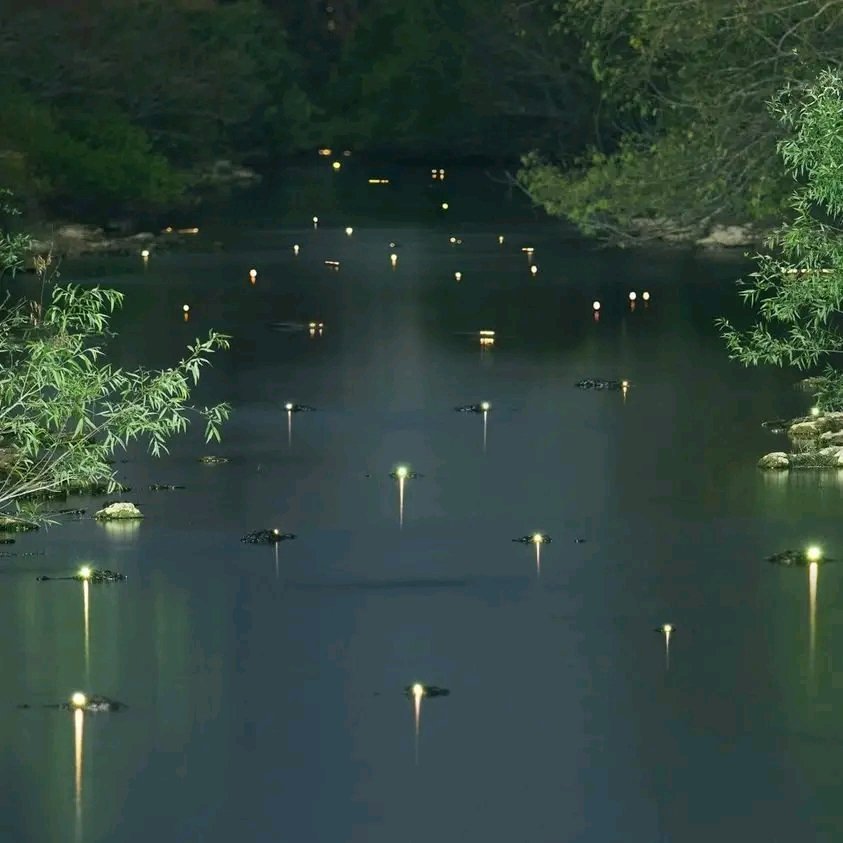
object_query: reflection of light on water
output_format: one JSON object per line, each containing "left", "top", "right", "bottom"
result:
{"left": 101, "top": 520, "right": 140, "bottom": 540}
{"left": 74, "top": 707, "right": 84, "bottom": 838}
{"left": 82, "top": 581, "right": 90, "bottom": 683}
{"left": 398, "top": 476, "right": 405, "bottom": 528}
{"left": 661, "top": 624, "right": 672, "bottom": 670}
{"left": 482, "top": 409, "right": 488, "bottom": 452}
{"left": 412, "top": 683, "right": 424, "bottom": 765}
{"left": 809, "top": 561, "right": 818, "bottom": 675}
{"left": 274, "top": 543, "right": 280, "bottom": 580}
{"left": 535, "top": 541, "right": 541, "bottom": 577}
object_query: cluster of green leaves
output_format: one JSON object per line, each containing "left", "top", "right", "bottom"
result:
{"left": 0, "top": 261, "right": 230, "bottom": 513}
{"left": 518, "top": 0, "right": 843, "bottom": 241}
{"left": 717, "top": 70, "right": 843, "bottom": 408}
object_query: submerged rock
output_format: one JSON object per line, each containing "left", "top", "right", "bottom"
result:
{"left": 63, "top": 695, "right": 126, "bottom": 713}
{"left": 199, "top": 455, "right": 229, "bottom": 464}
{"left": 403, "top": 685, "right": 450, "bottom": 698}
{"left": 575, "top": 379, "right": 627, "bottom": 391}
{"left": 761, "top": 419, "right": 790, "bottom": 434}
{"left": 513, "top": 534, "right": 552, "bottom": 544}
{"left": 37, "top": 568, "right": 126, "bottom": 583}
{"left": 241, "top": 529, "right": 296, "bottom": 544}
{"left": 767, "top": 550, "right": 833, "bottom": 567}
{"left": 758, "top": 452, "right": 790, "bottom": 470}
{"left": 94, "top": 502, "right": 144, "bottom": 520}
{"left": 0, "top": 516, "right": 38, "bottom": 533}
{"left": 454, "top": 403, "right": 490, "bottom": 414}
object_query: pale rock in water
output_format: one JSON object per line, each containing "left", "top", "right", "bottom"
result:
{"left": 94, "top": 502, "right": 144, "bottom": 520}
{"left": 758, "top": 452, "right": 790, "bottom": 470}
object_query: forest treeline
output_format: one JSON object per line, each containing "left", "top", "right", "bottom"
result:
{"left": 0, "top": 0, "right": 597, "bottom": 217}
{"left": 3, "top": 0, "right": 841, "bottom": 237}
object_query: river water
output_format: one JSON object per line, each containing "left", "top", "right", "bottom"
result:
{"left": 2, "top": 166, "right": 841, "bottom": 843}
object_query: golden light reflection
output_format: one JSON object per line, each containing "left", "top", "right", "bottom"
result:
{"left": 809, "top": 561, "right": 818, "bottom": 675}
{"left": 82, "top": 580, "right": 90, "bottom": 682}
{"left": 660, "top": 624, "right": 672, "bottom": 670}
{"left": 249, "top": 268, "right": 257, "bottom": 284}
{"left": 182, "top": 304, "right": 190, "bottom": 322}
{"left": 368, "top": 178, "right": 390, "bottom": 184}
{"left": 534, "top": 539, "right": 542, "bottom": 577}
{"left": 140, "top": 249, "right": 149, "bottom": 261}
{"left": 412, "top": 683, "right": 424, "bottom": 764}
{"left": 332, "top": 161, "right": 342, "bottom": 171}
{"left": 74, "top": 706, "right": 84, "bottom": 837}
{"left": 177, "top": 227, "right": 199, "bottom": 235}
{"left": 390, "top": 253, "right": 398, "bottom": 268}
{"left": 318, "top": 148, "right": 332, "bottom": 156}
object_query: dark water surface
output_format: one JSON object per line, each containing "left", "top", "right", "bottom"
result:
{"left": 2, "top": 169, "right": 841, "bottom": 843}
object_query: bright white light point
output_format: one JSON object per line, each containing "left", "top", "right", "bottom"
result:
{"left": 629, "top": 291, "right": 637, "bottom": 301}
{"left": 441, "top": 202, "right": 449, "bottom": 210}
{"left": 449, "top": 236, "right": 456, "bottom": 243}
{"left": 79, "top": 566, "right": 91, "bottom": 579}
{"left": 481, "top": 402, "right": 490, "bottom": 411}
{"left": 141, "top": 249, "right": 149, "bottom": 258}
{"left": 642, "top": 291, "right": 650, "bottom": 301}
{"left": 273, "top": 528, "right": 280, "bottom": 535}
{"left": 811, "top": 406, "right": 820, "bottom": 416}
{"left": 332, "top": 161, "right": 341, "bottom": 170}
{"left": 285, "top": 403, "right": 293, "bottom": 411}
{"left": 249, "top": 269, "right": 257, "bottom": 278}
{"left": 71, "top": 692, "right": 87, "bottom": 708}
{"left": 345, "top": 227, "right": 353, "bottom": 235}
{"left": 622, "top": 380, "right": 629, "bottom": 388}
{"left": 455, "top": 272, "right": 462, "bottom": 281}
{"left": 807, "top": 546, "right": 822, "bottom": 562}
{"left": 530, "top": 265, "right": 538, "bottom": 275}
{"left": 533, "top": 533, "right": 542, "bottom": 544}
{"left": 498, "top": 235, "right": 504, "bottom": 244}
{"left": 662, "top": 624, "right": 672, "bottom": 634}
{"left": 312, "top": 216, "right": 319, "bottom": 223}
{"left": 293, "top": 244, "right": 300, "bottom": 254}
{"left": 412, "top": 683, "right": 424, "bottom": 696}
{"left": 182, "top": 304, "right": 190, "bottom": 313}
{"left": 396, "top": 466, "right": 408, "bottom": 479}
{"left": 593, "top": 301, "right": 601, "bottom": 311}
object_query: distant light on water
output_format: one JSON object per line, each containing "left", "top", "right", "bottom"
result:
{"left": 345, "top": 226, "right": 353, "bottom": 236}
{"left": 455, "top": 271, "right": 462, "bottom": 281}
{"left": 498, "top": 235, "right": 504, "bottom": 244}
{"left": 293, "top": 244, "right": 300, "bottom": 255}
{"left": 140, "top": 249, "right": 149, "bottom": 259}
{"left": 530, "top": 265, "right": 538, "bottom": 275}
{"left": 629, "top": 291, "right": 637, "bottom": 301}
{"left": 390, "top": 253, "right": 398, "bottom": 268}
{"left": 642, "top": 291, "right": 650, "bottom": 301}
{"left": 441, "top": 202, "right": 449, "bottom": 210}
{"left": 332, "top": 161, "right": 342, "bottom": 171}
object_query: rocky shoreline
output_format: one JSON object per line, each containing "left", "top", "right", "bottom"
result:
{"left": 759, "top": 383, "right": 843, "bottom": 469}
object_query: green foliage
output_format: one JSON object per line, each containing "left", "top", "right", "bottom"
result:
{"left": 521, "top": 0, "right": 843, "bottom": 240}
{"left": 0, "top": 259, "right": 230, "bottom": 513}
{"left": 0, "top": 87, "right": 185, "bottom": 211}
{"left": 717, "top": 70, "right": 843, "bottom": 408}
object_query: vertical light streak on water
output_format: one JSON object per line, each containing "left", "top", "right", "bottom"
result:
{"left": 664, "top": 627, "right": 671, "bottom": 671}
{"left": 287, "top": 410, "right": 292, "bottom": 448}
{"left": 809, "top": 561, "right": 818, "bottom": 678}
{"left": 482, "top": 410, "right": 488, "bottom": 453}
{"left": 535, "top": 542, "right": 541, "bottom": 578}
{"left": 413, "top": 686, "right": 423, "bottom": 766}
{"left": 274, "top": 543, "right": 280, "bottom": 580}
{"left": 82, "top": 581, "right": 90, "bottom": 684}
{"left": 398, "top": 476, "right": 405, "bottom": 528}
{"left": 74, "top": 708, "right": 84, "bottom": 840}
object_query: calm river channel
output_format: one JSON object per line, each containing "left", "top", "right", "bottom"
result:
{"left": 2, "top": 166, "right": 841, "bottom": 842}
